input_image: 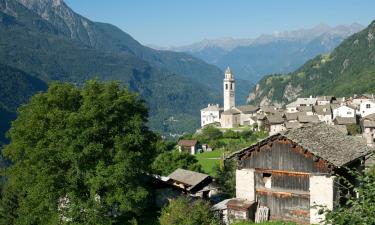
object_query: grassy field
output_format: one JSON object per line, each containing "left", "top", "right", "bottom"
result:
{"left": 195, "top": 149, "right": 224, "bottom": 176}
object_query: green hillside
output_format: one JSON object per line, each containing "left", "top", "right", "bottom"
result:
{"left": 0, "top": 0, "right": 225, "bottom": 137}
{"left": 248, "top": 20, "right": 375, "bottom": 105}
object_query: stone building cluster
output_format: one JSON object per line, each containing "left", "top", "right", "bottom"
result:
{"left": 200, "top": 68, "right": 375, "bottom": 146}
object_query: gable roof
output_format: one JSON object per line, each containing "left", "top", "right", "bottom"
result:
{"left": 313, "top": 105, "right": 332, "bottom": 115}
{"left": 284, "top": 112, "right": 300, "bottom": 121}
{"left": 297, "top": 105, "right": 313, "bottom": 112}
{"left": 266, "top": 114, "right": 284, "bottom": 124}
{"left": 201, "top": 104, "right": 223, "bottom": 112}
{"left": 228, "top": 123, "right": 371, "bottom": 167}
{"left": 298, "top": 115, "right": 320, "bottom": 123}
{"left": 168, "top": 169, "right": 210, "bottom": 191}
{"left": 236, "top": 105, "right": 259, "bottom": 114}
{"left": 178, "top": 140, "right": 198, "bottom": 147}
{"left": 333, "top": 116, "right": 356, "bottom": 125}
{"left": 221, "top": 108, "right": 241, "bottom": 115}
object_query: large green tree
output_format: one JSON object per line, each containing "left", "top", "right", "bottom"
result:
{"left": 152, "top": 151, "right": 202, "bottom": 176}
{"left": 0, "top": 81, "right": 159, "bottom": 225}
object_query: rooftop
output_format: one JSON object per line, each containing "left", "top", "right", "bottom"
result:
{"left": 333, "top": 116, "right": 356, "bottom": 125}
{"left": 168, "top": 169, "right": 210, "bottom": 191}
{"left": 228, "top": 123, "right": 372, "bottom": 167}
{"left": 178, "top": 140, "right": 198, "bottom": 147}
{"left": 236, "top": 105, "right": 259, "bottom": 114}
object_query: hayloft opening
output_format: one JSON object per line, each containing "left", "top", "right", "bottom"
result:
{"left": 262, "top": 173, "right": 272, "bottom": 189}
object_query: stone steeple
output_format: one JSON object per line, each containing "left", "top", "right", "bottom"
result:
{"left": 223, "top": 66, "right": 235, "bottom": 111}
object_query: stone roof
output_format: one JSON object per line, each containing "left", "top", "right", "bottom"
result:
{"left": 333, "top": 116, "right": 356, "bottom": 125}
{"left": 260, "top": 105, "right": 278, "bottom": 114}
{"left": 297, "top": 105, "right": 313, "bottom": 112}
{"left": 178, "top": 140, "right": 198, "bottom": 147}
{"left": 363, "top": 120, "right": 375, "bottom": 128}
{"left": 168, "top": 169, "right": 210, "bottom": 191}
{"left": 295, "top": 97, "right": 318, "bottom": 106}
{"left": 363, "top": 113, "right": 375, "bottom": 121}
{"left": 221, "top": 108, "right": 241, "bottom": 115}
{"left": 284, "top": 113, "right": 299, "bottom": 121}
{"left": 313, "top": 105, "right": 332, "bottom": 115}
{"left": 332, "top": 125, "right": 348, "bottom": 134}
{"left": 201, "top": 104, "right": 222, "bottom": 112}
{"left": 266, "top": 114, "right": 284, "bottom": 124}
{"left": 228, "top": 124, "right": 372, "bottom": 167}
{"left": 282, "top": 124, "right": 370, "bottom": 167}
{"left": 298, "top": 115, "right": 320, "bottom": 123}
{"left": 285, "top": 122, "right": 302, "bottom": 130}
{"left": 317, "top": 96, "right": 334, "bottom": 101}
{"left": 236, "top": 105, "right": 259, "bottom": 114}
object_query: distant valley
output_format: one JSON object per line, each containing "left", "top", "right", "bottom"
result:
{"left": 162, "top": 23, "right": 363, "bottom": 82}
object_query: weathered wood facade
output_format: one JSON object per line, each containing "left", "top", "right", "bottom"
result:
{"left": 238, "top": 137, "right": 330, "bottom": 223}
{"left": 230, "top": 124, "right": 371, "bottom": 224}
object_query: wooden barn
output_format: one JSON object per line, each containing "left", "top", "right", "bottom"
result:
{"left": 228, "top": 124, "right": 372, "bottom": 224}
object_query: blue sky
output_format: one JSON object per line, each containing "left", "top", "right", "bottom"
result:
{"left": 64, "top": 0, "right": 375, "bottom": 47}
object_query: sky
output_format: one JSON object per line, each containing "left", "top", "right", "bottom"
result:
{"left": 64, "top": 0, "right": 375, "bottom": 47}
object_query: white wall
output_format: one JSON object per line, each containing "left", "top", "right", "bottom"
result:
{"left": 310, "top": 175, "right": 335, "bottom": 224}
{"left": 359, "top": 101, "right": 375, "bottom": 117}
{"left": 201, "top": 110, "right": 221, "bottom": 127}
{"left": 236, "top": 169, "right": 255, "bottom": 201}
{"left": 333, "top": 106, "right": 355, "bottom": 119}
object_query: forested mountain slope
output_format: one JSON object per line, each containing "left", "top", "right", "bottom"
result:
{"left": 248, "top": 20, "right": 374, "bottom": 106}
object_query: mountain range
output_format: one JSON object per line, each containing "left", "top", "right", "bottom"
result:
{"left": 165, "top": 23, "right": 363, "bottom": 82}
{"left": 248, "top": 19, "right": 375, "bottom": 106}
{"left": 0, "top": 0, "right": 253, "bottom": 142}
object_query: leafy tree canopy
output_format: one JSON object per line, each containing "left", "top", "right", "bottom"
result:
{"left": 152, "top": 151, "right": 202, "bottom": 176}
{"left": 159, "top": 196, "right": 220, "bottom": 225}
{"left": 324, "top": 166, "right": 375, "bottom": 225}
{"left": 0, "top": 80, "right": 159, "bottom": 225}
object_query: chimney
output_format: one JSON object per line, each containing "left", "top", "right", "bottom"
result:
{"left": 310, "top": 95, "right": 312, "bottom": 99}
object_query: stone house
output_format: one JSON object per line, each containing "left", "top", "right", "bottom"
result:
{"left": 236, "top": 105, "right": 260, "bottom": 126}
{"left": 313, "top": 105, "right": 333, "bottom": 124}
{"left": 360, "top": 113, "right": 375, "bottom": 146}
{"left": 178, "top": 140, "right": 199, "bottom": 155}
{"left": 221, "top": 108, "right": 241, "bottom": 128}
{"left": 297, "top": 106, "right": 314, "bottom": 116}
{"left": 200, "top": 104, "right": 223, "bottom": 127}
{"left": 358, "top": 100, "right": 375, "bottom": 117}
{"left": 264, "top": 114, "right": 286, "bottom": 135}
{"left": 316, "top": 96, "right": 335, "bottom": 105}
{"left": 228, "top": 124, "right": 372, "bottom": 224}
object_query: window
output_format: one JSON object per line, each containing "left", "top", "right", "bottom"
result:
{"left": 366, "top": 104, "right": 371, "bottom": 109}
{"left": 230, "top": 83, "right": 233, "bottom": 90}
{"left": 225, "top": 84, "right": 228, "bottom": 90}
{"left": 347, "top": 111, "right": 352, "bottom": 115}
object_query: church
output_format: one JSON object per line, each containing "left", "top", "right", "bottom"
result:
{"left": 200, "top": 67, "right": 259, "bottom": 128}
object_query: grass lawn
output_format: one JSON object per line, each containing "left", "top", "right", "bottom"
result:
{"left": 195, "top": 149, "right": 224, "bottom": 176}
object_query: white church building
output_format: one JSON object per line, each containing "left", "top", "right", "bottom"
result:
{"left": 200, "top": 67, "right": 259, "bottom": 128}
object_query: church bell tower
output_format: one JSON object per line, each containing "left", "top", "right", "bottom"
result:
{"left": 223, "top": 66, "right": 235, "bottom": 111}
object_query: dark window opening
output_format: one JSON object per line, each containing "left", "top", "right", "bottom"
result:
{"left": 225, "top": 84, "right": 228, "bottom": 90}
{"left": 262, "top": 173, "right": 272, "bottom": 189}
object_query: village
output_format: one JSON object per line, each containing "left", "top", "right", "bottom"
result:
{"left": 152, "top": 67, "right": 375, "bottom": 225}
